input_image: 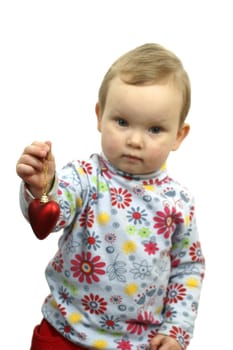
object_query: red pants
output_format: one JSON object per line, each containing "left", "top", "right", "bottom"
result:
{"left": 30, "top": 319, "right": 86, "bottom": 350}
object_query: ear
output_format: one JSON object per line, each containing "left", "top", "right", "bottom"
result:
{"left": 172, "top": 123, "right": 190, "bottom": 151}
{"left": 95, "top": 102, "right": 102, "bottom": 132}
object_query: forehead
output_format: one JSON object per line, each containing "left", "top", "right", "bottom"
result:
{"left": 105, "top": 77, "right": 183, "bottom": 120}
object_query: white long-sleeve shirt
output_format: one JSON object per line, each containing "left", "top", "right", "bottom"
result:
{"left": 20, "top": 153, "right": 205, "bottom": 350}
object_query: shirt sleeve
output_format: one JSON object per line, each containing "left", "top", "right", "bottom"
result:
{"left": 19, "top": 160, "right": 89, "bottom": 234}
{"left": 158, "top": 198, "right": 205, "bottom": 350}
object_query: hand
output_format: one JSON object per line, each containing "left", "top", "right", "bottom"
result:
{"left": 16, "top": 141, "right": 56, "bottom": 198}
{"left": 150, "top": 334, "right": 182, "bottom": 350}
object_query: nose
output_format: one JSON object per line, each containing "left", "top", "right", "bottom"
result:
{"left": 126, "top": 130, "right": 143, "bottom": 148}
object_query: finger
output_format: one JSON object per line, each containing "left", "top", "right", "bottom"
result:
{"left": 23, "top": 142, "right": 49, "bottom": 159}
{"left": 18, "top": 153, "right": 45, "bottom": 172}
{"left": 150, "top": 334, "right": 163, "bottom": 349}
{"left": 151, "top": 336, "right": 181, "bottom": 350}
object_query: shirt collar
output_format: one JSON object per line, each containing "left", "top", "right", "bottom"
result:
{"left": 98, "top": 152, "right": 168, "bottom": 182}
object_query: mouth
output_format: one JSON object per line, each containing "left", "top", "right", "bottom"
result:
{"left": 123, "top": 154, "right": 142, "bottom": 162}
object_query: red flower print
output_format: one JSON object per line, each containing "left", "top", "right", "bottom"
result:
{"left": 58, "top": 286, "right": 74, "bottom": 305}
{"left": 153, "top": 206, "right": 184, "bottom": 239}
{"left": 155, "top": 176, "right": 172, "bottom": 186}
{"left": 116, "top": 339, "right": 133, "bottom": 350}
{"left": 81, "top": 161, "right": 93, "bottom": 175}
{"left": 169, "top": 326, "right": 189, "bottom": 349}
{"left": 63, "top": 324, "right": 72, "bottom": 334}
{"left": 144, "top": 241, "right": 159, "bottom": 255}
{"left": 57, "top": 304, "right": 67, "bottom": 316}
{"left": 127, "top": 206, "right": 147, "bottom": 224}
{"left": 101, "top": 166, "right": 115, "bottom": 179}
{"left": 166, "top": 283, "right": 186, "bottom": 304}
{"left": 109, "top": 295, "right": 122, "bottom": 304}
{"left": 142, "top": 177, "right": 171, "bottom": 186}
{"left": 52, "top": 252, "right": 64, "bottom": 272}
{"left": 140, "top": 311, "right": 156, "bottom": 324}
{"left": 70, "top": 251, "right": 106, "bottom": 284}
{"left": 82, "top": 293, "right": 107, "bottom": 315}
{"left": 148, "top": 329, "right": 159, "bottom": 342}
{"left": 143, "top": 179, "right": 156, "bottom": 186}
{"left": 126, "top": 312, "right": 153, "bottom": 335}
{"left": 58, "top": 321, "right": 74, "bottom": 339}
{"left": 104, "top": 232, "right": 117, "bottom": 245}
{"left": 171, "top": 257, "right": 181, "bottom": 268}
{"left": 189, "top": 241, "right": 205, "bottom": 263}
{"left": 110, "top": 187, "right": 132, "bottom": 209}
{"left": 189, "top": 205, "right": 195, "bottom": 221}
{"left": 79, "top": 206, "right": 94, "bottom": 228}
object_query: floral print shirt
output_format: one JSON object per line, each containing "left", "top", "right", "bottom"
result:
{"left": 20, "top": 153, "right": 205, "bottom": 350}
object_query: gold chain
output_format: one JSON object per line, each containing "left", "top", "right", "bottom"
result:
{"left": 40, "top": 160, "right": 49, "bottom": 203}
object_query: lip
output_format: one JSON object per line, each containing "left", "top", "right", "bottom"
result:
{"left": 123, "top": 154, "right": 142, "bottom": 162}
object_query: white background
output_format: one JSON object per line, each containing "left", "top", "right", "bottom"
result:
{"left": 0, "top": 1, "right": 232, "bottom": 349}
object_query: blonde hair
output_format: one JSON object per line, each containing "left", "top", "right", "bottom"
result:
{"left": 98, "top": 43, "right": 191, "bottom": 124}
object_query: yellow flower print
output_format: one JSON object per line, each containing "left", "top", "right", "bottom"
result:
{"left": 68, "top": 312, "right": 82, "bottom": 324}
{"left": 155, "top": 305, "right": 163, "bottom": 314}
{"left": 92, "top": 339, "right": 108, "bottom": 349}
{"left": 77, "top": 167, "right": 85, "bottom": 175}
{"left": 124, "top": 283, "right": 139, "bottom": 296}
{"left": 122, "top": 240, "right": 137, "bottom": 254}
{"left": 186, "top": 277, "right": 199, "bottom": 288}
{"left": 76, "top": 196, "right": 83, "bottom": 208}
{"left": 185, "top": 215, "right": 190, "bottom": 227}
{"left": 143, "top": 185, "right": 154, "bottom": 191}
{"left": 97, "top": 212, "right": 110, "bottom": 225}
{"left": 161, "top": 163, "right": 167, "bottom": 171}
{"left": 50, "top": 298, "right": 57, "bottom": 308}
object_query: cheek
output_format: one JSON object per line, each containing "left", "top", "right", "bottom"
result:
{"left": 101, "top": 129, "right": 121, "bottom": 152}
{"left": 147, "top": 143, "right": 170, "bottom": 160}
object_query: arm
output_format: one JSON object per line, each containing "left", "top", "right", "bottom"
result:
{"left": 151, "top": 199, "right": 205, "bottom": 350}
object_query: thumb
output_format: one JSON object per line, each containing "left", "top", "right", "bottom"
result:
{"left": 44, "top": 141, "right": 55, "bottom": 187}
{"left": 44, "top": 140, "right": 53, "bottom": 160}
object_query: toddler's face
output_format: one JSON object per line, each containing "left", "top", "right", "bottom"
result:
{"left": 96, "top": 77, "right": 188, "bottom": 175}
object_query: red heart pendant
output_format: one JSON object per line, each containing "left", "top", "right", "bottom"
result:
{"left": 28, "top": 198, "right": 60, "bottom": 240}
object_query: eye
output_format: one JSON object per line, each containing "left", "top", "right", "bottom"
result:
{"left": 149, "top": 126, "right": 161, "bottom": 134}
{"left": 116, "top": 118, "right": 128, "bottom": 127}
